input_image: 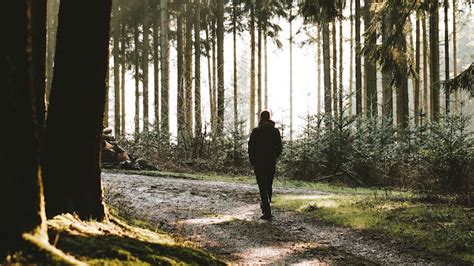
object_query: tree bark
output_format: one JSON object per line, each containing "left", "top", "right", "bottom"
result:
{"left": 160, "top": 0, "right": 170, "bottom": 141}
{"left": 355, "top": 0, "right": 362, "bottom": 116}
{"left": 46, "top": 0, "right": 59, "bottom": 106}
{"left": 264, "top": 31, "right": 268, "bottom": 110}
{"left": 177, "top": 0, "right": 185, "bottom": 142}
{"left": 121, "top": 23, "right": 126, "bottom": 136}
{"left": 185, "top": 0, "right": 193, "bottom": 136}
{"left": 113, "top": 1, "right": 121, "bottom": 137}
{"left": 44, "top": 0, "right": 111, "bottom": 220}
{"left": 332, "top": 20, "right": 338, "bottom": 117}
{"left": 444, "top": 0, "right": 450, "bottom": 113}
{"left": 216, "top": 0, "right": 225, "bottom": 136}
{"left": 429, "top": 0, "right": 440, "bottom": 121}
{"left": 153, "top": 2, "right": 160, "bottom": 132}
{"left": 290, "top": 7, "right": 294, "bottom": 141}
{"left": 382, "top": 12, "right": 393, "bottom": 120}
{"left": 205, "top": 22, "right": 216, "bottom": 134}
{"left": 134, "top": 23, "right": 140, "bottom": 138}
{"left": 249, "top": 3, "right": 256, "bottom": 130}
{"left": 143, "top": 0, "right": 150, "bottom": 132}
{"left": 233, "top": 0, "right": 238, "bottom": 137}
{"left": 338, "top": 18, "right": 343, "bottom": 117}
{"left": 364, "top": 0, "right": 377, "bottom": 117}
{"left": 349, "top": 0, "right": 353, "bottom": 116}
{"left": 0, "top": 0, "right": 48, "bottom": 250}
{"left": 422, "top": 17, "right": 429, "bottom": 119}
{"left": 452, "top": 0, "right": 458, "bottom": 113}
{"left": 195, "top": 0, "right": 202, "bottom": 135}
{"left": 257, "top": 0, "right": 262, "bottom": 115}
{"left": 317, "top": 26, "right": 322, "bottom": 114}
{"left": 414, "top": 10, "right": 420, "bottom": 126}
{"left": 323, "top": 22, "right": 332, "bottom": 116}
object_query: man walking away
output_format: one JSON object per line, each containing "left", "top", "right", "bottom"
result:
{"left": 248, "top": 111, "right": 282, "bottom": 220}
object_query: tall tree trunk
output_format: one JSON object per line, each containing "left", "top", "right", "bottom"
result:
{"left": 323, "top": 22, "right": 332, "bottom": 116}
{"left": 382, "top": 13, "right": 393, "bottom": 120}
{"left": 317, "top": 27, "right": 322, "bottom": 114}
{"left": 422, "top": 17, "right": 429, "bottom": 119}
{"left": 257, "top": 0, "right": 262, "bottom": 115}
{"left": 349, "top": 0, "right": 354, "bottom": 116}
{"left": 429, "top": 0, "right": 440, "bottom": 121}
{"left": 444, "top": 0, "right": 450, "bottom": 113}
{"left": 289, "top": 7, "right": 294, "bottom": 141}
{"left": 233, "top": 0, "right": 238, "bottom": 137}
{"left": 338, "top": 18, "right": 343, "bottom": 117}
{"left": 195, "top": 0, "right": 202, "bottom": 136}
{"left": 185, "top": 0, "right": 193, "bottom": 136}
{"left": 212, "top": 21, "right": 218, "bottom": 133}
{"left": 46, "top": 0, "right": 59, "bottom": 106}
{"left": 332, "top": 20, "right": 338, "bottom": 117}
{"left": 121, "top": 23, "right": 126, "bottom": 136}
{"left": 134, "top": 23, "right": 140, "bottom": 138}
{"left": 355, "top": 0, "right": 362, "bottom": 115}
{"left": 365, "top": 0, "right": 377, "bottom": 117}
{"left": 249, "top": 3, "right": 256, "bottom": 130}
{"left": 44, "top": 0, "right": 110, "bottom": 220}
{"left": 143, "top": 0, "right": 150, "bottom": 132}
{"left": 160, "top": 0, "right": 170, "bottom": 141}
{"left": 113, "top": 2, "right": 121, "bottom": 137}
{"left": 414, "top": 9, "right": 421, "bottom": 126}
{"left": 153, "top": 3, "right": 160, "bottom": 132}
{"left": 452, "top": 0, "right": 458, "bottom": 113}
{"left": 0, "top": 0, "right": 48, "bottom": 249}
{"left": 216, "top": 0, "right": 225, "bottom": 136}
{"left": 205, "top": 23, "right": 216, "bottom": 134}
{"left": 264, "top": 31, "right": 268, "bottom": 110}
{"left": 177, "top": 0, "right": 185, "bottom": 142}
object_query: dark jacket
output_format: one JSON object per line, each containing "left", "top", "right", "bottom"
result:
{"left": 248, "top": 120, "right": 282, "bottom": 166}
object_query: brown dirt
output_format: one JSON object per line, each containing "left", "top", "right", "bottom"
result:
{"left": 103, "top": 172, "right": 441, "bottom": 265}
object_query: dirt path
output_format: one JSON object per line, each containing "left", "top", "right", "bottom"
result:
{"left": 103, "top": 172, "right": 438, "bottom": 265}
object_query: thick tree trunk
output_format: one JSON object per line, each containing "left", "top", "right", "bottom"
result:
{"left": 177, "top": 0, "right": 185, "bottom": 142}
{"left": 382, "top": 12, "right": 393, "bottom": 120}
{"left": 0, "top": 0, "right": 48, "bottom": 250}
{"left": 364, "top": 0, "right": 377, "bottom": 117}
{"left": 113, "top": 2, "right": 121, "bottom": 137}
{"left": 185, "top": 0, "right": 193, "bottom": 136}
{"left": 44, "top": 0, "right": 111, "bottom": 220}
{"left": 160, "top": 0, "right": 170, "bottom": 140}
{"left": 323, "top": 22, "right": 332, "bottom": 116}
{"left": 249, "top": 4, "right": 256, "bottom": 130}
{"left": 143, "top": 0, "right": 150, "bottom": 132}
{"left": 444, "top": 0, "right": 450, "bottom": 113}
{"left": 195, "top": 0, "right": 202, "bottom": 135}
{"left": 216, "top": 0, "right": 225, "bottom": 136}
{"left": 429, "top": 0, "right": 440, "bottom": 121}
{"left": 355, "top": 0, "right": 362, "bottom": 116}
{"left": 153, "top": 4, "right": 160, "bottom": 132}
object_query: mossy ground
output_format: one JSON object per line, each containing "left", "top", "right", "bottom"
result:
{"left": 2, "top": 211, "right": 224, "bottom": 265}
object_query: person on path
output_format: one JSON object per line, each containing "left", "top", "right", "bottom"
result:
{"left": 248, "top": 111, "right": 282, "bottom": 220}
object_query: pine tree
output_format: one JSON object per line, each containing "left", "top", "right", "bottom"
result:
{"left": 195, "top": 0, "right": 202, "bottom": 135}
{"left": 113, "top": 1, "right": 121, "bottom": 136}
{"left": 355, "top": 0, "right": 362, "bottom": 115}
{"left": 216, "top": 0, "right": 225, "bottom": 136}
{"left": 153, "top": 1, "right": 160, "bottom": 132}
{"left": 161, "top": 0, "right": 170, "bottom": 140}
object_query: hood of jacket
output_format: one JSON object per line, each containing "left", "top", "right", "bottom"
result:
{"left": 258, "top": 119, "right": 275, "bottom": 128}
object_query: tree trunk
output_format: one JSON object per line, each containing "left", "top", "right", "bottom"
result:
{"left": 332, "top": 20, "right": 338, "bottom": 117}
{"left": 216, "top": 0, "right": 225, "bottom": 136}
{"left": 338, "top": 18, "right": 343, "bottom": 117}
{"left": 317, "top": 26, "right": 322, "bottom": 114}
{"left": 452, "top": 0, "right": 458, "bottom": 113}
{"left": 323, "top": 22, "right": 332, "bottom": 116}
{"left": 382, "top": 12, "right": 393, "bottom": 120}
{"left": 349, "top": 0, "right": 353, "bottom": 116}
{"left": 46, "top": 0, "right": 59, "bottom": 106}
{"left": 257, "top": 0, "right": 262, "bottom": 115}
{"left": 290, "top": 8, "right": 294, "bottom": 141}
{"left": 0, "top": 0, "right": 48, "bottom": 249}
{"left": 205, "top": 22, "right": 216, "bottom": 134}
{"left": 444, "top": 0, "right": 450, "bottom": 113}
{"left": 121, "top": 23, "right": 126, "bottom": 136}
{"left": 233, "top": 0, "right": 238, "bottom": 137}
{"left": 177, "top": 0, "right": 185, "bottom": 142}
{"left": 44, "top": 0, "right": 110, "bottom": 219}
{"left": 134, "top": 23, "right": 140, "bottom": 138}
{"left": 195, "top": 0, "right": 202, "bottom": 135}
{"left": 365, "top": 0, "right": 377, "bottom": 117}
{"left": 250, "top": 3, "right": 256, "bottom": 130}
{"left": 264, "top": 31, "right": 268, "bottom": 110}
{"left": 143, "top": 0, "right": 150, "bottom": 132}
{"left": 185, "top": 0, "right": 193, "bottom": 136}
{"left": 153, "top": 3, "right": 160, "bottom": 132}
{"left": 429, "top": 0, "right": 440, "bottom": 121}
{"left": 212, "top": 21, "right": 218, "bottom": 134}
{"left": 414, "top": 9, "right": 421, "bottom": 126}
{"left": 422, "top": 17, "right": 429, "bottom": 119}
{"left": 113, "top": 1, "right": 121, "bottom": 137}
{"left": 355, "top": 0, "right": 362, "bottom": 116}
{"left": 160, "top": 0, "right": 170, "bottom": 141}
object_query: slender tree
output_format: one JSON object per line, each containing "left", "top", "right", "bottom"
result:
{"left": 161, "top": 0, "right": 170, "bottom": 140}
{"left": 289, "top": 4, "right": 294, "bottom": 140}
{"left": 422, "top": 15, "right": 429, "bottom": 118}
{"left": 332, "top": 20, "right": 338, "bottom": 117}
{"left": 185, "top": 0, "right": 193, "bottom": 136}
{"left": 134, "top": 22, "right": 140, "bottom": 138}
{"left": 177, "top": 0, "right": 185, "bottom": 142}
{"left": 46, "top": 0, "right": 59, "bottom": 105}
{"left": 233, "top": 0, "right": 239, "bottom": 137}
{"left": 355, "top": 0, "right": 362, "bottom": 115}
{"left": 113, "top": 2, "right": 121, "bottom": 136}
{"left": 444, "top": 0, "right": 450, "bottom": 113}
{"left": 0, "top": 0, "right": 48, "bottom": 249}
{"left": 205, "top": 21, "right": 216, "bottom": 133}
{"left": 429, "top": 0, "right": 440, "bottom": 121}
{"left": 195, "top": 0, "right": 202, "bottom": 135}
{"left": 317, "top": 26, "right": 322, "bottom": 114}
{"left": 414, "top": 7, "right": 421, "bottom": 125}
{"left": 338, "top": 16, "right": 343, "bottom": 116}
{"left": 120, "top": 23, "right": 127, "bottom": 135}
{"left": 44, "top": 0, "right": 111, "bottom": 219}
{"left": 323, "top": 22, "right": 332, "bottom": 116}
{"left": 216, "top": 0, "right": 225, "bottom": 136}
{"left": 143, "top": 0, "right": 150, "bottom": 132}
{"left": 257, "top": 0, "right": 263, "bottom": 114}
{"left": 153, "top": 1, "right": 160, "bottom": 132}
{"left": 452, "top": 0, "right": 458, "bottom": 113}
{"left": 264, "top": 31, "right": 268, "bottom": 110}
{"left": 249, "top": 2, "right": 256, "bottom": 130}
{"left": 364, "top": 0, "right": 377, "bottom": 117}
{"left": 349, "top": 0, "right": 354, "bottom": 116}
{"left": 382, "top": 12, "right": 393, "bottom": 120}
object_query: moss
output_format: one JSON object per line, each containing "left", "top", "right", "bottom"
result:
{"left": 2, "top": 213, "right": 224, "bottom": 265}
{"left": 274, "top": 193, "right": 474, "bottom": 264}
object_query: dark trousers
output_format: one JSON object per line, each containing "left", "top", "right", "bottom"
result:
{"left": 254, "top": 163, "right": 276, "bottom": 215}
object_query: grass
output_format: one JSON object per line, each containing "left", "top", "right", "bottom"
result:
{"left": 2, "top": 212, "right": 224, "bottom": 265}
{"left": 273, "top": 193, "right": 474, "bottom": 264}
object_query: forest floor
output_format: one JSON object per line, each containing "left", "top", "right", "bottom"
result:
{"left": 103, "top": 172, "right": 471, "bottom": 265}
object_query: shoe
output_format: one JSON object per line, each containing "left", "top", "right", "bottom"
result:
{"left": 260, "top": 213, "right": 272, "bottom": 220}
